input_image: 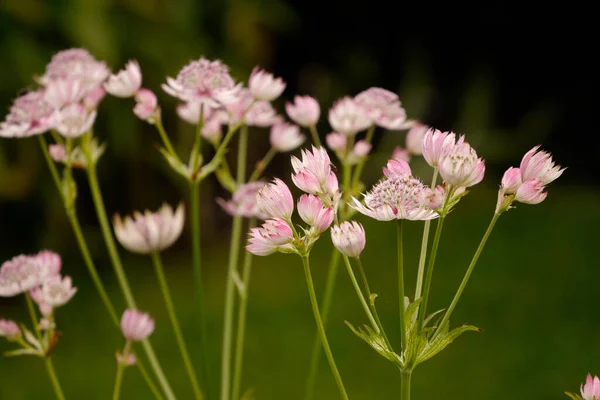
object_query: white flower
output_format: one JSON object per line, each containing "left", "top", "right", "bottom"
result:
{"left": 104, "top": 60, "right": 143, "bottom": 98}
{"left": 42, "top": 275, "right": 77, "bottom": 307}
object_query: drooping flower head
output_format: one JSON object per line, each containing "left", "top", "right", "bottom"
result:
{"left": 270, "top": 122, "right": 305, "bottom": 152}
{"left": 581, "top": 374, "right": 600, "bottom": 400}
{"left": 257, "top": 179, "right": 295, "bottom": 220}
{"left": 328, "top": 97, "right": 371, "bottom": 136}
{"left": 405, "top": 122, "right": 429, "bottom": 155}
{"left": 291, "top": 146, "right": 339, "bottom": 200}
{"left": 104, "top": 60, "right": 143, "bottom": 98}
{"left": 0, "top": 254, "right": 53, "bottom": 297}
{"left": 331, "top": 221, "right": 366, "bottom": 258}
{"left": 0, "top": 319, "right": 21, "bottom": 339}
{"left": 438, "top": 140, "right": 485, "bottom": 187}
{"left": 519, "top": 145, "right": 565, "bottom": 185}
{"left": 121, "top": 309, "right": 155, "bottom": 341}
{"left": 217, "top": 182, "right": 268, "bottom": 219}
{"left": 249, "top": 67, "right": 286, "bottom": 101}
{"left": 0, "top": 90, "right": 56, "bottom": 138}
{"left": 422, "top": 129, "right": 462, "bottom": 168}
{"left": 354, "top": 87, "right": 407, "bottom": 130}
{"left": 113, "top": 203, "right": 185, "bottom": 254}
{"left": 286, "top": 95, "right": 320, "bottom": 127}
{"left": 39, "top": 48, "right": 110, "bottom": 94}
{"left": 246, "top": 218, "right": 295, "bottom": 256}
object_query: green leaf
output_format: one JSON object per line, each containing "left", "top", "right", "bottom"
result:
{"left": 22, "top": 328, "right": 42, "bottom": 351}
{"left": 404, "top": 297, "right": 423, "bottom": 332}
{"left": 345, "top": 321, "right": 400, "bottom": 365}
{"left": 416, "top": 323, "right": 481, "bottom": 364}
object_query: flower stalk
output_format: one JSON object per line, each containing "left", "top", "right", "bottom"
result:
{"left": 414, "top": 168, "right": 438, "bottom": 301}
{"left": 397, "top": 220, "right": 407, "bottom": 348}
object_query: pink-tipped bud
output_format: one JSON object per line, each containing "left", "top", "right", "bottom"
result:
{"left": 257, "top": 178, "right": 294, "bottom": 220}
{"left": 313, "top": 207, "right": 335, "bottom": 233}
{"left": 249, "top": 67, "right": 286, "bottom": 101}
{"left": 501, "top": 167, "right": 523, "bottom": 193}
{"left": 519, "top": 145, "right": 565, "bottom": 185}
{"left": 383, "top": 159, "right": 412, "bottom": 178}
{"left": 419, "top": 185, "right": 445, "bottom": 210}
{"left": 104, "top": 60, "right": 143, "bottom": 98}
{"left": 133, "top": 88, "right": 158, "bottom": 123}
{"left": 328, "top": 97, "right": 371, "bottom": 136}
{"left": 422, "top": 129, "right": 460, "bottom": 167}
{"left": 246, "top": 218, "right": 295, "bottom": 256}
{"left": 286, "top": 95, "right": 320, "bottom": 127}
{"left": 405, "top": 122, "right": 429, "bottom": 155}
{"left": 438, "top": 141, "right": 485, "bottom": 187}
{"left": 325, "top": 132, "right": 347, "bottom": 152}
{"left": 331, "top": 221, "right": 366, "bottom": 258}
{"left": 291, "top": 146, "right": 338, "bottom": 199}
{"left": 0, "top": 319, "right": 21, "bottom": 339}
{"left": 297, "top": 194, "right": 324, "bottom": 226}
{"left": 515, "top": 178, "right": 547, "bottom": 204}
{"left": 121, "top": 309, "right": 155, "bottom": 342}
{"left": 581, "top": 373, "right": 600, "bottom": 400}
{"left": 270, "top": 122, "right": 305, "bottom": 152}
{"left": 49, "top": 144, "right": 67, "bottom": 163}
{"left": 392, "top": 146, "right": 411, "bottom": 163}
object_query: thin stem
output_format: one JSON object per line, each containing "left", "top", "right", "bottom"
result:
{"left": 400, "top": 370, "right": 412, "bottom": 400}
{"left": 45, "top": 358, "right": 66, "bottom": 400}
{"left": 221, "top": 126, "right": 248, "bottom": 400}
{"left": 113, "top": 364, "right": 125, "bottom": 400}
{"left": 308, "top": 125, "right": 322, "bottom": 147}
{"left": 342, "top": 255, "right": 379, "bottom": 331}
{"left": 397, "top": 220, "right": 407, "bottom": 349}
{"left": 249, "top": 147, "right": 277, "bottom": 182}
{"left": 151, "top": 253, "right": 203, "bottom": 400}
{"left": 24, "top": 293, "right": 42, "bottom": 340}
{"left": 301, "top": 255, "right": 348, "bottom": 400}
{"left": 191, "top": 106, "right": 205, "bottom": 173}
{"left": 197, "top": 122, "right": 244, "bottom": 182}
{"left": 134, "top": 351, "right": 165, "bottom": 400}
{"left": 433, "top": 212, "right": 501, "bottom": 340}
{"left": 416, "top": 216, "right": 445, "bottom": 332}
{"left": 155, "top": 113, "right": 178, "bottom": 158}
{"left": 231, "top": 218, "right": 256, "bottom": 400}
{"left": 37, "top": 135, "right": 63, "bottom": 200}
{"left": 303, "top": 249, "right": 341, "bottom": 400}
{"left": 140, "top": 340, "right": 177, "bottom": 400}
{"left": 349, "top": 125, "right": 376, "bottom": 192}
{"left": 414, "top": 168, "right": 438, "bottom": 301}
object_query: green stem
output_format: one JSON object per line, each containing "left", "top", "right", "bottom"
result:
{"left": 151, "top": 253, "right": 203, "bottom": 400}
{"left": 397, "top": 220, "right": 407, "bottom": 349}
{"left": 231, "top": 219, "right": 256, "bottom": 400}
{"left": 155, "top": 113, "right": 178, "bottom": 159}
{"left": 301, "top": 255, "right": 348, "bottom": 400}
{"left": 416, "top": 216, "right": 445, "bottom": 332}
{"left": 197, "top": 122, "right": 244, "bottom": 182}
{"left": 303, "top": 249, "right": 341, "bottom": 400}
{"left": 140, "top": 340, "right": 177, "bottom": 400}
{"left": 400, "top": 370, "right": 412, "bottom": 400}
{"left": 342, "top": 255, "right": 379, "bottom": 331}
{"left": 349, "top": 125, "right": 376, "bottom": 192}
{"left": 433, "top": 212, "right": 501, "bottom": 339}
{"left": 221, "top": 126, "right": 248, "bottom": 400}
{"left": 24, "top": 293, "right": 42, "bottom": 341}
{"left": 45, "top": 358, "right": 66, "bottom": 400}
{"left": 249, "top": 147, "right": 277, "bottom": 182}
{"left": 134, "top": 350, "right": 165, "bottom": 400}
{"left": 191, "top": 106, "right": 205, "bottom": 173}
{"left": 309, "top": 125, "right": 322, "bottom": 147}
{"left": 37, "top": 135, "right": 63, "bottom": 200}
{"left": 414, "top": 168, "right": 438, "bottom": 301}
{"left": 113, "top": 364, "right": 125, "bottom": 400}
{"left": 190, "top": 181, "right": 211, "bottom": 398}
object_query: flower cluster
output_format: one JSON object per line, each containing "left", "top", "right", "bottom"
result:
{"left": 291, "top": 146, "right": 340, "bottom": 206}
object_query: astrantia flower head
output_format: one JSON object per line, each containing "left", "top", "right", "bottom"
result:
{"left": 351, "top": 172, "right": 438, "bottom": 221}
{"left": 354, "top": 87, "right": 407, "bottom": 130}
{"left": 104, "top": 60, "right": 143, "bottom": 98}
{"left": 54, "top": 103, "right": 97, "bottom": 138}
{"left": 133, "top": 89, "right": 158, "bottom": 123}
{"left": 270, "top": 122, "right": 305, "bottom": 152}
{"left": 286, "top": 95, "right": 320, "bottom": 127}
{"left": 162, "top": 57, "right": 237, "bottom": 103}
{"left": 40, "top": 48, "right": 110, "bottom": 93}
{"left": 422, "top": 129, "right": 462, "bottom": 168}
{"left": 257, "top": 178, "right": 295, "bottom": 220}
{"left": 438, "top": 141, "right": 485, "bottom": 188}
{"left": 49, "top": 144, "right": 67, "bottom": 163}
{"left": 121, "top": 309, "right": 155, "bottom": 342}
{"left": 44, "top": 78, "right": 85, "bottom": 109}
{"left": 297, "top": 194, "right": 334, "bottom": 232}
{"left": 331, "top": 221, "right": 366, "bottom": 258}
{"left": 581, "top": 374, "right": 600, "bottom": 400}
{"left": 246, "top": 218, "right": 295, "bottom": 256}
{"left": 113, "top": 203, "right": 185, "bottom": 254}
{"left": 500, "top": 167, "right": 523, "bottom": 194}
{"left": 405, "top": 122, "right": 429, "bottom": 155}
{"left": 514, "top": 178, "right": 547, "bottom": 204}
{"left": 325, "top": 132, "right": 347, "bottom": 153}
{"left": 34, "top": 250, "right": 62, "bottom": 276}
{"left": 0, "top": 90, "right": 56, "bottom": 138}
{"left": 0, "top": 254, "right": 52, "bottom": 297}
{"left": 519, "top": 145, "right": 565, "bottom": 185}
{"left": 42, "top": 275, "right": 77, "bottom": 307}
{"left": 0, "top": 319, "right": 21, "bottom": 339}
{"left": 328, "top": 97, "right": 371, "bottom": 136}
{"left": 217, "top": 182, "right": 268, "bottom": 219}
{"left": 291, "top": 146, "right": 339, "bottom": 200}
{"left": 249, "top": 67, "right": 286, "bottom": 101}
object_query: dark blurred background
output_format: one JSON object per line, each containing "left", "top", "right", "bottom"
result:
{"left": 0, "top": 1, "right": 598, "bottom": 399}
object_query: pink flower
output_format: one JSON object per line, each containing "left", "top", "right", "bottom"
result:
{"left": 581, "top": 374, "right": 600, "bottom": 400}
{"left": 500, "top": 167, "right": 523, "bottom": 194}
{"left": 438, "top": 141, "right": 485, "bottom": 187}
{"left": 113, "top": 203, "right": 185, "bottom": 254}
{"left": 83, "top": 85, "right": 106, "bottom": 109}
{"left": 383, "top": 159, "right": 412, "bottom": 178}
{"left": 257, "top": 179, "right": 294, "bottom": 220}
{"left": 40, "top": 48, "right": 110, "bottom": 94}
{"left": 291, "top": 146, "right": 339, "bottom": 199}
{"left": 325, "top": 132, "right": 347, "bottom": 153}
{"left": 392, "top": 146, "right": 411, "bottom": 163}
{"left": 298, "top": 194, "right": 325, "bottom": 226}
{"left": 422, "top": 129, "right": 462, "bottom": 168}
{"left": 34, "top": 250, "right": 62, "bottom": 276}
{"left": 202, "top": 111, "right": 227, "bottom": 144}
{"left": 519, "top": 145, "right": 565, "bottom": 185}
{"left": 133, "top": 89, "right": 158, "bottom": 123}
{"left": 162, "top": 57, "right": 237, "bottom": 103}
{"left": 249, "top": 67, "right": 286, "bottom": 101}
{"left": 49, "top": 144, "right": 67, "bottom": 163}
{"left": 405, "top": 122, "right": 429, "bottom": 155}
{"left": 104, "top": 60, "right": 143, "bottom": 98}
{"left": 354, "top": 87, "right": 407, "bottom": 130}
{"left": 286, "top": 95, "right": 320, "bottom": 127}
{"left": 217, "top": 182, "right": 268, "bottom": 219}
{"left": 44, "top": 78, "right": 85, "bottom": 109}
{"left": 312, "top": 207, "right": 334, "bottom": 233}
{"left": 246, "top": 218, "right": 295, "bottom": 256}
{"left": 350, "top": 173, "right": 438, "bottom": 221}
{"left": 0, "top": 90, "right": 56, "bottom": 138}
{"left": 330, "top": 221, "right": 366, "bottom": 258}
{"left": 419, "top": 185, "right": 445, "bottom": 210}
{"left": 30, "top": 286, "right": 53, "bottom": 316}
{"left": 121, "top": 309, "right": 155, "bottom": 341}
{"left": 0, "top": 319, "right": 21, "bottom": 338}
{"left": 270, "top": 122, "right": 305, "bottom": 152}
{"left": 0, "top": 254, "right": 53, "bottom": 297}
{"left": 514, "top": 178, "right": 547, "bottom": 204}
{"left": 245, "top": 101, "right": 280, "bottom": 127}
{"left": 328, "top": 97, "right": 371, "bottom": 136}
{"left": 353, "top": 140, "right": 372, "bottom": 157}
{"left": 42, "top": 275, "right": 77, "bottom": 307}
{"left": 55, "top": 103, "right": 97, "bottom": 138}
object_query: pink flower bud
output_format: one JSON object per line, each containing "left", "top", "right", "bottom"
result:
{"left": 286, "top": 95, "right": 320, "bottom": 127}
{"left": 519, "top": 145, "right": 565, "bottom": 185}
{"left": 257, "top": 178, "right": 295, "bottom": 220}
{"left": 0, "top": 319, "right": 21, "bottom": 338}
{"left": 419, "top": 185, "right": 445, "bottom": 210}
{"left": 55, "top": 103, "right": 97, "bottom": 138}
{"left": 405, "top": 122, "right": 429, "bottom": 155}
{"left": 325, "top": 132, "right": 347, "bottom": 152}
{"left": 270, "top": 122, "right": 305, "bottom": 152}
{"left": 392, "top": 146, "right": 411, "bottom": 163}
{"left": 291, "top": 146, "right": 339, "bottom": 199}
{"left": 515, "top": 178, "right": 547, "bottom": 204}
{"left": 330, "top": 221, "right": 366, "bottom": 258}
{"left": 116, "top": 352, "right": 137, "bottom": 366}
{"left": 581, "top": 373, "right": 600, "bottom": 400}
{"left": 246, "top": 218, "right": 295, "bottom": 256}
{"left": 313, "top": 207, "right": 334, "bottom": 233}
{"left": 249, "top": 67, "right": 286, "bottom": 101}
{"left": 34, "top": 250, "right": 62, "bottom": 276}
{"left": 438, "top": 141, "right": 485, "bottom": 187}
{"left": 297, "top": 194, "right": 324, "bottom": 226}
{"left": 422, "top": 129, "right": 461, "bottom": 168}
{"left": 354, "top": 87, "right": 407, "bottom": 130}
{"left": 121, "top": 309, "right": 155, "bottom": 341}
{"left": 325, "top": 172, "right": 340, "bottom": 197}
{"left": 353, "top": 140, "right": 372, "bottom": 157}
{"left": 500, "top": 167, "right": 523, "bottom": 193}
{"left": 133, "top": 88, "right": 158, "bottom": 123}
{"left": 328, "top": 97, "right": 371, "bottom": 136}
{"left": 245, "top": 101, "right": 280, "bottom": 127}
{"left": 383, "top": 159, "right": 412, "bottom": 178}
{"left": 49, "top": 144, "right": 67, "bottom": 163}
{"left": 104, "top": 60, "right": 143, "bottom": 98}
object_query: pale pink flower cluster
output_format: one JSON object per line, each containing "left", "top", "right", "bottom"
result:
{"left": 113, "top": 203, "right": 185, "bottom": 254}
{"left": 392, "top": 146, "right": 411, "bottom": 163}
{"left": 497, "top": 146, "right": 564, "bottom": 211}
{"left": 581, "top": 374, "right": 600, "bottom": 400}
{"left": 249, "top": 67, "right": 286, "bottom": 101}
{"left": 0, "top": 319, "right": 21, "bottom": 339}
{"left": 291, "top": 146, "right": 340, "bottom": 205}
{"left": 286, "top": 96, "right": 320, "bottom": 127}
{"left": 354, "top": 87, "right": 408, "bottom": 130}
{"left": 121, "top": 309, "right": 155, "bottom": 342}
{"left": 351, "top": 159, "right": 438, "bottom": 221}
{"left": 331, "top": 221, "right": 366, "bottom": 258}
{"left": 217, "top": 182, "right": 269, "bottom": 219}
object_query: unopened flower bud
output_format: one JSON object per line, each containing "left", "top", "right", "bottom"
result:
{"left": 249, "top": 67, "right": 286, "bottom": 101}
{"left": 270, "top": 122, "right": 305, "bottom": 152}
{"left": 515, "top": 178, "right": 547, "bottom": 204}
{"left": 49, "top": 144, "right": 67, "bottom": 163}
{"left": 419, "top": 185, "right": 445, "bottom": 210}
{"left": 133, "top": 88, "right": 158, "bottom": 123}
{"left": 286, "top": 95, "right": 320, "bottom": 127}
{"left": 325, "top": 132, "right": 347, "bottom": 152}
{"left": 257, "top": 179, "right": 294, "bottom": 220}
{"left": 331, "top": 221, "right": 366, "bottom": 258}
{"left": 104, "top": 60, "right": 143, "bottom": 98}
{"left": 392, "top": 146, "right": 411, "bottom": 163}
{"left": 121, "top": 309, "right": 155, "bottom": 342}
{"left": 0, "top": 319, "right": 21, "bottom": 339}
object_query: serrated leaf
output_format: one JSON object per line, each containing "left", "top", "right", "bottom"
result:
{"left": 4, "top": 348, "right": 42, "bottom": 357}
{"left": 345, "top": 321, "right": 400, "bottom": 365}
{"left": 416, "top": 324, "right": 481, "bottom": 364}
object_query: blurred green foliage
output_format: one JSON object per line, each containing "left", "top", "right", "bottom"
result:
{"left": 0, "top": 1, "right": 598, "bottom": 399}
